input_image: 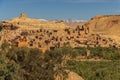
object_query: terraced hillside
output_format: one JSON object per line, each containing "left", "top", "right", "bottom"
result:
{"left": 0, "top": 14, "right": 120, "bottom": 52}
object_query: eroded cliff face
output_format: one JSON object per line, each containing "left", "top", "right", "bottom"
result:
{"left": 85, "top": 15, "right": 120, "bottom": 32}
{"left": 85, "top": 15, "right": 120, "bottom": 42}
{"left": 0, "top": 14, "right": 120, "bottom": 51}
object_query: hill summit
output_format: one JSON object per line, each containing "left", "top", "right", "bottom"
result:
{"left": 0, "top": 13, "right": 68, "bottom": 30}
{"left": 19, "top": 13, "right": 28, "bottom": 19}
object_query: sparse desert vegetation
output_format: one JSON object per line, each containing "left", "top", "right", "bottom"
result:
{"left": 0, "top": 42, "right": 120, "bottom": 80}
{"left": 66, "top": 60, "right": 120, "bottom": 80}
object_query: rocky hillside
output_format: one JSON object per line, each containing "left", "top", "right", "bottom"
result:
{"left": 0, "top": 13, "right": 68, "bottom": 30}
{"left": 85, "top": 15, "right": 120, "bottom": 42}
{"left": 0, "top": 14, "right": 120, "bottom": 52}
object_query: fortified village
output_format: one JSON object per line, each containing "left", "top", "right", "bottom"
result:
{"left": 0, "top": 13, "right": 120, "bottom": 52}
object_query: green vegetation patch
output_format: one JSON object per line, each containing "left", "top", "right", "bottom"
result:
{"left": 0, "top": 42, "right": 120, "bottom": 80}
{"left": 74, "top": 46, "right": 120, "bottom": 60}
{"left": 66, "top": 60, "right": 120, "bottom": 80}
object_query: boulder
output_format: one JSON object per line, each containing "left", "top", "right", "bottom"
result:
{"left": 66, "top": 71, "right": 84, "bottom": 80}
{"left": 55, "top": 70, "right": 84, "bottom": 80}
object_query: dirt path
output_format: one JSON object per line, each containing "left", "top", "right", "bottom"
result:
{"left": 66, "top": 56, "right": 112, "bottom": 62}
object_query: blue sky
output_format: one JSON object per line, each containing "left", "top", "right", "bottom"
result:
{"left": 0, "top": 0, "right": 120, "bottom": 21}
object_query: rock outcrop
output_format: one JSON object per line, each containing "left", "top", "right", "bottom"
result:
{"left": 66, "top": 71, "right": 84, "bottom": 80}
{"left": 0, "top": 21, "right": 18, "bottom": 30}
{"left": 55, "top": 70, "right": 84, "bottom": 80}
{"left": 19, "top": 13, "right": 28, "bottom": 19}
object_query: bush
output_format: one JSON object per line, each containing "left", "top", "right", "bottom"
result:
{"left": 6, "top": 46, "right": 68, "bottom": 80}
{"left": 0, "top": 55, "right": 22, "bottom": 80}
